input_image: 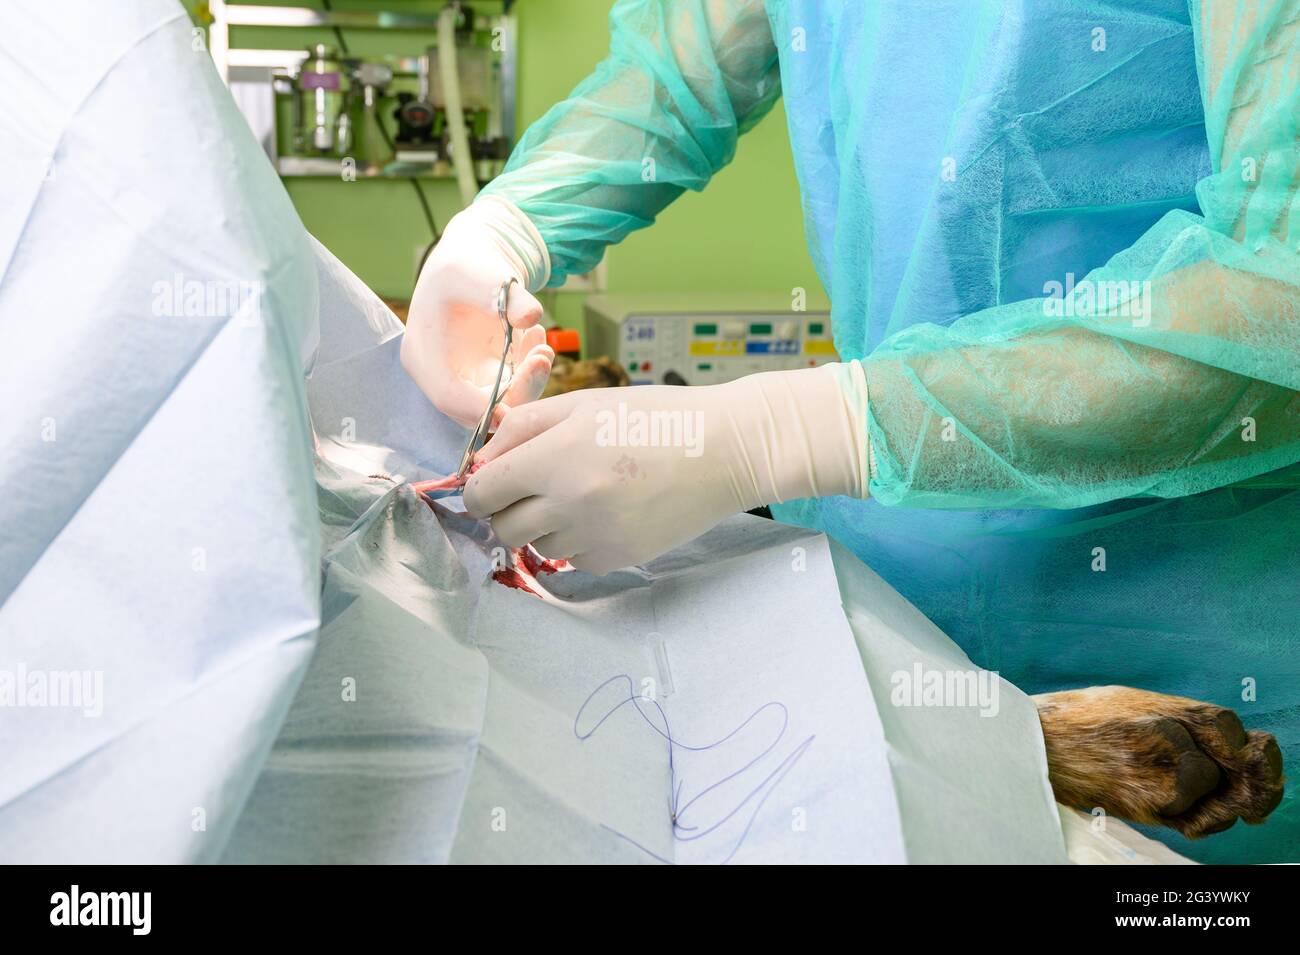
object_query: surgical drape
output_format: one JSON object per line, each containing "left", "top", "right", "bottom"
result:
{"left": 0, "top": 0, "right": 321, "bottom": 861}
{"left": 481, "top": 0, "right": 1300, "bottom": 862}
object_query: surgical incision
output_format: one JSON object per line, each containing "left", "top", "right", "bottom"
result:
{"left": 409, "top": 467, "right": 571, "bottom": 598}
{"left": 491, "top": 544, "right": 570, "bottom": 597}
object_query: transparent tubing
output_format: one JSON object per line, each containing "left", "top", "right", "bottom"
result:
{"left": 439, "top": 3, "right": 479, "bottom": 207}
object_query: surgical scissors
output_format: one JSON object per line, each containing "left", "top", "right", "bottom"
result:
{"left": 456, "top": 277, "right": 517, "bottom": 479}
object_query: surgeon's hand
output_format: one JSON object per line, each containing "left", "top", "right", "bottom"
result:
{"left": 401, "top": 196, "right": 555, "bottom": 428}
{"left": 463, "top": 366, "right": 871, "bottom": 574}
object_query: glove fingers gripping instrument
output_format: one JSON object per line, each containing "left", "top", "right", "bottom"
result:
{"left": 457, "top": 277, "right": 517, "bottom": 480}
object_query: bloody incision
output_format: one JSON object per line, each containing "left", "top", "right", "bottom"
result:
{"left": 410, "top": 461, "right": 479, "bottom": 498}
{"left": 516, "top": 546, "right": 568, "bottom": 578}
{"left": 492, "top": 546, "right": 571, "bottom": 597}
{"left": 409, "top": 471, "right": 569, "bottom": 598}
{"left": 410, "top": 473, "right": 465, "bottom": 495}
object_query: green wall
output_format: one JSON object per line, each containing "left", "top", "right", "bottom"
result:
{"left": 214, "top": 0, "right": 820, "bottom": 327}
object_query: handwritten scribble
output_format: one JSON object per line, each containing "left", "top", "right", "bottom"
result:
{"left": 574, "top": 674, "right": 815, "bottom": 864}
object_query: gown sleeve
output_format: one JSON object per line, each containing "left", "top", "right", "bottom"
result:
{"left": 479, "top": 0, "right": 780, "bottom": 286}
{"left": 859, "top": 0, "right": 1300, "bottom": 508}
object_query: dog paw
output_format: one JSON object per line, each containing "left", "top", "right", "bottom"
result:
{"left": 1034, "top": 686, "right": 1284, "bottom": 838}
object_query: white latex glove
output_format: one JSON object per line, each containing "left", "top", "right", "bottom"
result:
{"left": 401, "top": 195, "right": 556, "bottom": 428}
{"left": 464, "top": 363, "right": 872, "bottom": 574}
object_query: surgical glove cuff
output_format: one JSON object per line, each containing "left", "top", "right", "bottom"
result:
{"left": 721, "top": 363, "right": 870, "bottom": 509}
{"left": 829, "top": 359, "right": 874, "bottom": 488}
{"left": 464, "top": 195, "right": 552, "bottom": 293}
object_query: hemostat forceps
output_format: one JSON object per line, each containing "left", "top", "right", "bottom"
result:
{"left": 456, "top": 277, "right": 517, "bottom": 480}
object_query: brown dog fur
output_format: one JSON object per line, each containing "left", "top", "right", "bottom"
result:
{"left": 1034, "top": 686, "right": 1284, "bottom": 838}
{"left": 542, "top": 354, "right": 630, "bottom": 398}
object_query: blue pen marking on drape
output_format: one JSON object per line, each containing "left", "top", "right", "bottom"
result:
{"left": 574, "top": 674, "right": 815, "bottom": 864}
